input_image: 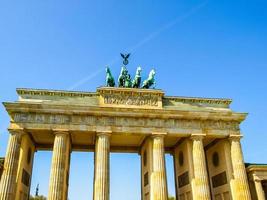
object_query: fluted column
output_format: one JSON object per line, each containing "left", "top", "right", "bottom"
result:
{"left": 254, "top": 178, "right": 265, "bottom": 200}
{"left": 230, "top": 135, "right": 251, "bottom": 200}
{"left": 48, "top": 131, "right": 71, "bottom": 200}
{"left": 191, "top": 134, "right": 211, "bottom": 200}
{"left": 150, "top": 134, "right": 168, "bottom": 200}
{"left": 0, "top": 130, "right": 22, "bottom": 200}
{"left": 93, "top": 132, "right": 110, "bottom": 200}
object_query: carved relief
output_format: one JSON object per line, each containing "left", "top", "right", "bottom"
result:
{"left": 13, "top": 113, "right": 240, "bottom": 131}
{"left": 103, "top": 93, "right": 159, "bottom": 107}
{"left": 98, "top": 87, "right": 164, "bottom": 109}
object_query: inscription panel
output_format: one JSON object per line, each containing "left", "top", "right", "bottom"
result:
{"left": 178, "top": 171, "right": 189, "bottom": 188}
{"left": 212, "top": 171, "right": 227, "bottom": 188}
{"left": 21, "top": 169, "right": 30, "bottom": 187}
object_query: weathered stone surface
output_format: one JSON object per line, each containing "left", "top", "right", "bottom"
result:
{"left": 0, "top": 132, "right": 22, "bottom": 200}
{"left": 93, "top": 133, "right": 110, "bottom": 200}
{"left": 191, "top": 134, "right": 211, "bottom": 200}
{"left": 0, "top": 87, "right": 256, "bottom": 200}
{"left": 48, "top": 132, "right": 70, "bottom": 200}
{"left": 230, "top": 135, "right": 251, "bottom": 200}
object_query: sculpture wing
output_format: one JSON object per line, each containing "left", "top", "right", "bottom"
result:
{"left": 126, "top": 53, "right": 130, "bottom": 59}
{"left": 120, "top": 53, "right": 125, "bottom": 59}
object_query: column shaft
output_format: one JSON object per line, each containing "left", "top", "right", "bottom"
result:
{"left": 230, "top": 136, "right": 251, "bottom": 200}
{"left": 150, "top": 135, "right": 168, "bottom": 200}
{"left": 191, "top": 135, "right": 211, "bottom": 200}
{"left": 93, "top": 133, "right": 110, "bottom": 200}
{"left": 0, "top": 132, "right": 22, "bottom": 200}
{"left": 48, "top": 133, "right": 70, "bottom": 200}
{"left": 255, "top": 180, "right": 266, "bottom": 200}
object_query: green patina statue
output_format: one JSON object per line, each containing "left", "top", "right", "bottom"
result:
{"left": 105, "top": 67, "right": 115, "bottom": 87}
{"left": 105, "top": 54, "right": 156, "bottom": 89}
{"left": 132, "top": 67, "right": 142, "bottom": 88}
{"left": 125, "top": 74, "right": 132, "bottom": 88}
{"left": 142, "top": 69, "right": 156, "bottom": 89}
{"left": 118, "top": 66, "right": 128, "bottom": 87}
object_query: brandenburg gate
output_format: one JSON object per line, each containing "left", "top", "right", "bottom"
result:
{"left": 0, "top": 85, "right": 254, "bottom": 200}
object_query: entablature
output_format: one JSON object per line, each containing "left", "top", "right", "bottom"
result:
{"left": 3, "top": 87, "right": 247, "bottom": 140}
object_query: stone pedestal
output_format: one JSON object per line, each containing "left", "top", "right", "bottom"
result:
{"left": 93, "top": 132, "right": 110, "bottom": 200}
{"left": 48, "top": 131, "right": 71, "bottom": 200}
{"left": 230, "top": 135, "right": 251, "bottom": 200}
{"left": 191, "top": 134, "right": 211, "bottom": 200}
{"left": 150, "top": 134, "right": 168, "bottom": 200}
{"left": 0, "top": 131, "right": 22, "bottom": 200}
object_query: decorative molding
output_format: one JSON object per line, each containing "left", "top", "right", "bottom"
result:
{"left": 164, "top": 96, "right": 232, "bottom": 107}
{"left": 13, "top": 113, "right": 240, "bottom": 131}
{"left": 98, "top": 87, "right": 164, "bottom": 109}
{"left": 17, "top": 88, "right": 97, "bottom": 98}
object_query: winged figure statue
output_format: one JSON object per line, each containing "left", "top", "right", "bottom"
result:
{"left": 120, "top": 53, "right": 130, "bottom": 65}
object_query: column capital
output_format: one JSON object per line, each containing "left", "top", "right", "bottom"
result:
{"left": 151, "top": 132, "right": 167, "bottom": 138}
{"left": 8, "top": 128, "right": 25, "bottom": 136}
{"left": 191, "top": 133, "right": 206, "bottom": 140}
{"left": 96, "top": 131, "right": 112, "bottom": 137}
{"left": 96, "top": 126, "right": 112, "bottom": 133}
{"left": 253, "top": 175, "right": 262, "bottom": 182}
{"left": 229, "top": 134, "right": 243, "bottom": 141}
{"left": 52, "top": 129, "right": 69, "bottom": 135}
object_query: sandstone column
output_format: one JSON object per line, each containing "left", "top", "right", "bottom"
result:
{"left": 93, "top": 132, "right": 110, "bottom": 200}
{"left": 0, "top": 130, "right": 22, "bottom": 200}
{"left": 230, "top": 135, "right": 251, "bottom": 200}
{"left": 191, "top": 134, "right": 211, "bottom": 200}
{"left": 150, "top": 134, "right": 168, "bottom": 200}
{"left": 48, "top": 131, "right": 71, "bottom": 200}
{"left": 254, "top": 178, "right": 266, "bottom": 200}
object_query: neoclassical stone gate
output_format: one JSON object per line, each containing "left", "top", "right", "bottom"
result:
{"left": 0, "top": 87, "right": 252, "bottom": 200}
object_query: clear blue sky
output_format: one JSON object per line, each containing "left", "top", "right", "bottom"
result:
{"left": 0, "top": 0, "right": 267, "bottom": 199}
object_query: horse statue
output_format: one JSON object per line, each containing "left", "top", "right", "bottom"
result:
{"left": 125, "top": 74, "right": 132, "bottom": 88}
{"left": 118, "top": 66, "right": 128, "bottom": 87}
{"left": 132, "top": 67, "right": 142, "bottom": 88}
{"left": 105, "top": 67, "right": 115, "bottom": 87}
{"left": 142, "top": 69, "right": 156, "bottom": 89}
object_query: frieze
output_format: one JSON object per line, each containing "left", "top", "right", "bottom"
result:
{"left": 98, "top": 87, "right": 164, "bottom": 109}
{"left": 103, "top": 93, "right": 159, "bottom": 107}
{"left": 13, "top": 113, "right": 240, "bottom": 131}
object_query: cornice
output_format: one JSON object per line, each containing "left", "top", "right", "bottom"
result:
{"left": 97, "top": 86, "right": 165, "bottom": 96}
{"left": 3, "top": 102, "right": 247, "bottom": 122}
{"left": 246, "top": 164, "right": 267, "bottom": 172}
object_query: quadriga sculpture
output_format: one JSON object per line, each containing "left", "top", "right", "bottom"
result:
{"left": 105, "top": 67, "right": 115, "bottom": 87}
{"left": 125, "top": 74, "right": 132, "bottom": 88}
{"left": 118, "top": 66, "right": 128, "bottom": 87}
{"left": 142, "top": 69, "right": 156, "bottom": 89}
{"left": 132, "top": 67, "right": 142, "bottom": 88}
